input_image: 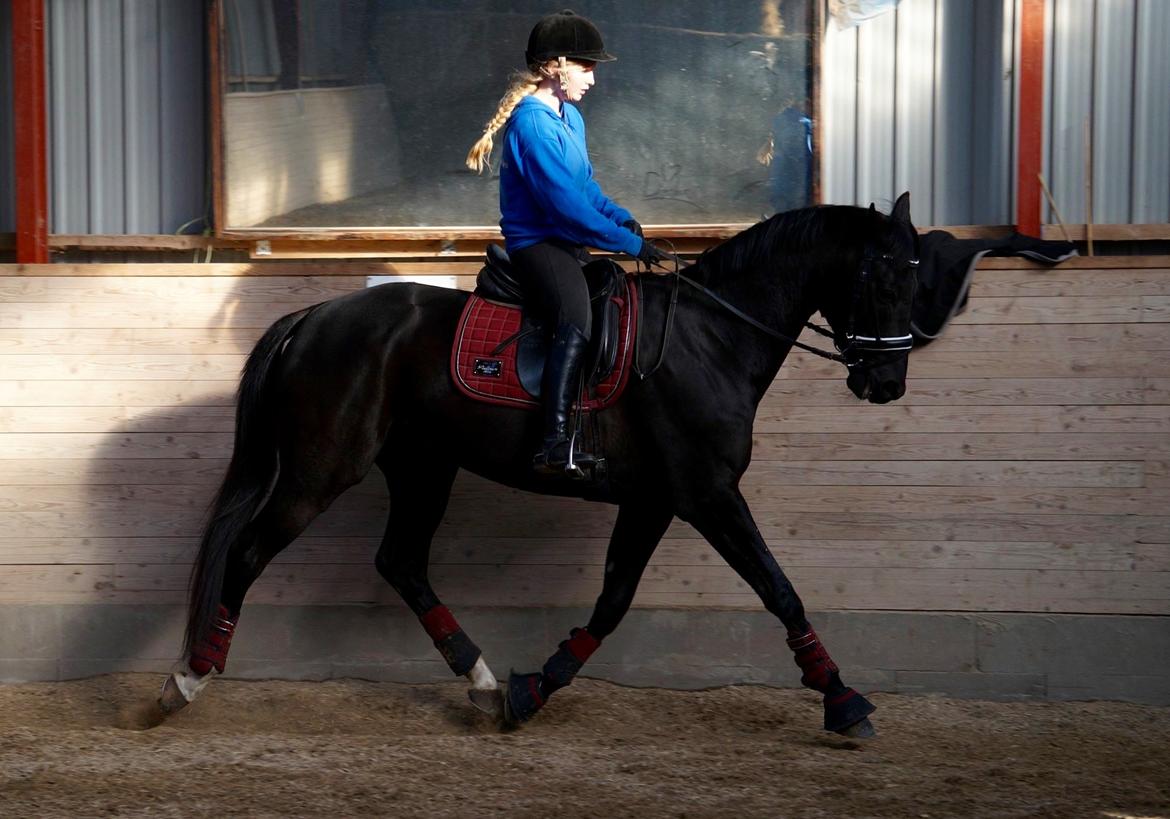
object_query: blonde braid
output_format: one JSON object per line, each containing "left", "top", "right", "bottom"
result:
{"left": 466, "top": 69, "right": 543, "bottom": 174}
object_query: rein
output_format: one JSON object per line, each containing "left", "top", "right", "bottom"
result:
{"left": 633, "top": 249, "right": 915, "bottom": 380}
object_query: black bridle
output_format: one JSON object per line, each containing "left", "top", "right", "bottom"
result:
{"left": 633, "top": 249, "right": 918, "bottom": 380}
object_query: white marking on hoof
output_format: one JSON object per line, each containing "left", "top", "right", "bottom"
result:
{"left": 466, "top": 656, "right": 504, "bottom": 717}
{"left": 165, "top": 662, "right": 217, "bottom": 707}
{"left": 467, "top": 656, "right": 498, "bottom": 691}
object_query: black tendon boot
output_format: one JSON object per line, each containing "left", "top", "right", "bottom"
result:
{"left": 533, "top": 323, "right": 594, "bottom": 478}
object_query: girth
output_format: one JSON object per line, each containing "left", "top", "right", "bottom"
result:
{"left": 475, "top": 245, "right": 626, "bottom": 397}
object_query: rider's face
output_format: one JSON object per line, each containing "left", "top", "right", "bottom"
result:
{"left": 558, "top": 60, "right": 597, "bottom": 102}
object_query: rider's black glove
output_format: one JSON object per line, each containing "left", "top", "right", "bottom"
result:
{"left": 636, "top": 238, "right": 667, "bottom": 269}
{"left": 623, "top": 219, "right": 644, "bottom": 238}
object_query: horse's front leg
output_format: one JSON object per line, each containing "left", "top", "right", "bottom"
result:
{"left": 688, "top": 489, "right": 876, "bottom": 737}
{"left": 504, "top": 503, "right": 674, "bottom": 724}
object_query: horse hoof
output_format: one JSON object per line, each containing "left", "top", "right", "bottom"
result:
{"left": 157, "top": 673, "right": 191, "bottom": 716}
{"left": 823, "top": 687, "right": 876, "bottom": 733}
{"left": 468, "top": 684, "right": 505, "bottom": 719}
{"left": 836, "top": 717, "right": 877, "bottom": 739}
{"left": 504, "top": 671, "right": 545, "bottom": 725}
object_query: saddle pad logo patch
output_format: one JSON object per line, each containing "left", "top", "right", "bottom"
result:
{"left": 473, "top": 358, "right": 503, "bottom": 378}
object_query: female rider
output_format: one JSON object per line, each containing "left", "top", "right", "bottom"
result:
{"left": 467, "top": 10, "right": 666, "bottom": 477}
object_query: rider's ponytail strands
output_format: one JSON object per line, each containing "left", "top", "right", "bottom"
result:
{"left": 465, "top": 69, "right": 543, "bottom": 173}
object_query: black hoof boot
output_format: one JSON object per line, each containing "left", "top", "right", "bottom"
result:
{"left": 504, "top": 671, "right": 546, "bottom": 725}
{"left": 823, "top": 688, "right": 877, "bottom": 734}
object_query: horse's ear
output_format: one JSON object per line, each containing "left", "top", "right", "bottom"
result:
{"left": 891, "top": 191, "right": 911, "bottom": 224}
{"left": 868, "top": 202, "right": 877, "bottom": 212}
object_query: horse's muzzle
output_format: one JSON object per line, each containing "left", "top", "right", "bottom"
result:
{"left": 847, "top": 356, "right": 909, "bottom": 404}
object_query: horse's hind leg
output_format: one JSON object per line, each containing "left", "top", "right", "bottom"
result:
{"left": 374, "top": 450, "right": 502, "bottom": 716}
{"left": 157, "top": 473, "right": 349, "bottom": 716}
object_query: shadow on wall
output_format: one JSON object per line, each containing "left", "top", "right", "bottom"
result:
{"left": 65, "top": 271, "right": 617, "bottom": 683}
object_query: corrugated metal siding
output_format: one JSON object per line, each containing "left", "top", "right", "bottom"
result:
{"left": 1046, "top": 0, "right": 1170, "bottom": 225}
{"left": 3, "top": 1, "right": 1165, "bottom": 235}
{"left": 0, "top": 1, "right": 14, "bottom": 233}
{"left": 45, "top": 0, "right": 206, "bottom": 234}
{"left": 821, "top": 0, "right": 1017, "bottom": 224}
{"left": 823, "top": 0, "right": 1169, "bottom": 227}
{"left": 1132, "top": 0, "right": 1170, "bottom": 223}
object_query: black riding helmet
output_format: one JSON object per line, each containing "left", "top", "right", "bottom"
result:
{"left": 525, "top": 9, "right": 616, "bottom": 66}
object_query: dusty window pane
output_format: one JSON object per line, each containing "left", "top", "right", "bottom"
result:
{"left": 222, "top": 1, "right": 814, "bottom": 229}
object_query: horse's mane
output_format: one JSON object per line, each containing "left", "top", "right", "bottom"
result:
{"left": 691, "top": 205, "right": 881, "bottom": 282}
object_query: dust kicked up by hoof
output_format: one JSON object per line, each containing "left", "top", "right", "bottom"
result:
{"left": 114, "top": 698, "right": 170, "bottom": 731}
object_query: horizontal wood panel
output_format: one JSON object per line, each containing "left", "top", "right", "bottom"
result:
{"left": 766, "top": 377, "right": 1170, "bottom": 406}
{"left": 779, "top": 349, "right": 1170, "bottom": 378}
{"left": 3, "top": 431, "right": 1167, "bottom": 463}
{"left": 2, "top": 536, "right": 1161, "bottom": 572}
{"left": 0, "top": 276, "right": 366, "bottom": 302}
{"left": 1, "top": 458, "right": 1143, "bottom": 489}
{"left": 0, "top": 404, "right": 1164, "bottom": 436}
{"left": 0, "top": 407, "right": 236, "bottom": 433}
{"left": 0, "top": 355, "right": 247, "bottom": 380}
{"left": 0, "top": 381, "right": 236, "bottom": 407}
{"left": 976, "top": 256, "right": 1170, "bottom": 269}
{"left": 0, "top": 302, "right": 327, "bottom": 329}
{"left": 0, "top": 377, "right": 1164, "bottom": 408}
{"left": 2, "top": 322, "right": 1154, "bottom": 359}
{"left": 751, "top": 433, "right": 1170, "bottom": 461}
{"left": 1, "top": 268, "right": 1166, "bottom": 300}
{"left": 1, "top": 480, "right": 1162, "bottom": 519}
{"left": 744, "top": 460, "right": 1145, "bottom": 487}
{"left": 6, "top": 350, "right": 1169, "bottom": 380}
{"left": 0, "top": 433, "right": 234, "bottom": 460}
{"left": 0, "top": 460, "right": 230, "bottom": 486}
{"left": 1, "top": 561, "right": 1163, "bottom": 614}
{"left": 899, "top": 323, "right": 1170, "bottom": 350}
{"left": 0, "top": 259, "right": 1165, "bottom": 618}
{"left": 2, "top": 256, "right": 1167, "bottom": 274}
{"left": 5, "top": 322, "right": 1168, "bottom": 356}
{"left": 753, "top": 405, "right": 1170, "bottom": 434}
{"left": 966, "top": 268, "right": 1170, "bottom": 297}
{"left": 949, "top": 295, "right": 1167, "bottom": 324}
{"left": 5, "top": 491, "right": 1166, "bottom": 544}
{"left": 0, "top": 329, "right": 263, "bottom": 355}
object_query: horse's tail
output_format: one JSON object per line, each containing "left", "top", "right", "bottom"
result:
{"left": 183, "top": 305, "right": 318, "bottom": 657}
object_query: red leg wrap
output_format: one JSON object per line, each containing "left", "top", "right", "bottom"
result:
{"left": 786, "top": 629, "right": 839, "bottom": 692}
{"left": 564, "top": 627, "right": 601, "bottom": 662}
{"left": 190, "top": 604, "right": 237, "bottom": 676}
{"left": 419, "top": 605, "right": 461, "bottom": 642}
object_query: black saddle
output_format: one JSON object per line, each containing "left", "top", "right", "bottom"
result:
{"left": 475, "top": 245, "right": 626, "bottom": 399}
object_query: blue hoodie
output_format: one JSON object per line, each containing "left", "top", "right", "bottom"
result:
{"left": 499, "top": 96, "right": 642, "bottom": 257}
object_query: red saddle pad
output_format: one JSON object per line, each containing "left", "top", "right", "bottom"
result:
{"left": 450, "top": 282, "right": 638, "bottom": 411}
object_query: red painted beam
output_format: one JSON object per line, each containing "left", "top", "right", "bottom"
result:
{"left": 12, "top": 0, "right": 50, "bottom": 263}
{"left": 1016, "top": 0, "right": 1045, "bottom": 237}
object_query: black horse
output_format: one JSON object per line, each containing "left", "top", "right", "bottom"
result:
{"left": 155, "top": 193, "right": 919, "bottom": 737}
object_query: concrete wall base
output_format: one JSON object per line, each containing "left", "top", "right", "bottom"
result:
{"left": 1, "top": 605, "right": 1166, "bottom": 705}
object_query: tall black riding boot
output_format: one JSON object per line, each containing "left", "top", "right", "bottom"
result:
{"left": 533, "top": 323, "right": 594, "bottom": 478}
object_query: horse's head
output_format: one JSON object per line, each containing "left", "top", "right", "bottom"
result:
{"left": 820, "top": 191, "right": 919, "bottom": 404}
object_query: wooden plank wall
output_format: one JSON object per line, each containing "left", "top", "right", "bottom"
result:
{"left": 0, "top": 257, "right": 1167, "bottom": 615}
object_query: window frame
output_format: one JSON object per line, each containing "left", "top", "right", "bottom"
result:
{"left": 208, "top": 0, "right": 823, "bottom": 252}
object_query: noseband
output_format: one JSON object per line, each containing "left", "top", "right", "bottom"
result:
{"left": 634, "top": 252, "right": 918, "bottom": 379}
